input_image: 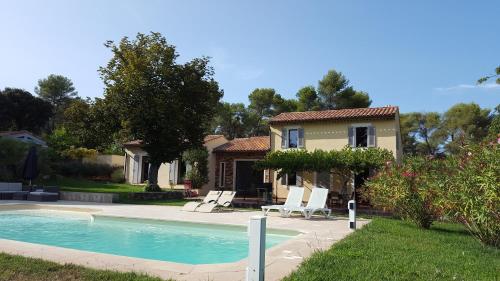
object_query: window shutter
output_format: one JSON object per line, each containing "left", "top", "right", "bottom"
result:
{"left": 348, "top": 126, "right": 355, "bottom": 147}
{"left": 368, "top": 126, "right": 376, "bottom": 147}
{"left": 263, "top": 169, "right": 270, "bottom": 183}
{"left": 296, "top": 172, "right": 303, "bottom": 187}
{"left": 132, "top": 156, "right": 140, "bottom": 184}
{"left": 298, "top": 128, "right": 305, "bottom": 148}
{"left": 281, "top": 128, "right": 288, "bottom": 148}
{"left": 281, "top": 173, "right": 287, "bottom": 185}
{"left": 169, "top": 161, "right": 176, "bottom": 184}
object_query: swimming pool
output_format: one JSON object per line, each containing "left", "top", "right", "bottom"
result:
{"left": 0, "top": 210, "right": 296, "bottom": 264}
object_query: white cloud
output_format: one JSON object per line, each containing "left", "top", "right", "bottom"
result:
{"left": 434, "top": 83, "right": 500, "bottom": 92}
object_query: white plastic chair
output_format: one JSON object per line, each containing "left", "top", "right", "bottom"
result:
{"left": 282, "top": 187, "right": 331, "bottom": 219}
{"left": 196, "top": 191, "right": 236, "bottom": 213}
{"left": 261, "top": 186, "right": 304, "bottom": 216}
{"left": 181, "top": 190, "right": 222, "bottom": 212}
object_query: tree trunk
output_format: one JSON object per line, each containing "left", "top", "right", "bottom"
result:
{"left": 146, "top": 162, "right": 161, "bottom": 192}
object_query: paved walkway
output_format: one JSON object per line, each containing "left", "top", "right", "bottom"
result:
{"left": 0, "top": 201, "right": 369, "bottom": 281}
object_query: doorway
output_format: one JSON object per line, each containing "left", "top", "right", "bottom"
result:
{"left": 141, "top": 156, "right": 150, "bottom": 183}
{"left": 234, "top": 160, "right": 263, "bottom": 197}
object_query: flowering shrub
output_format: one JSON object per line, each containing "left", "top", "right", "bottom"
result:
{"left": 366, "top": 143, "right": 499, "bottom": 247}
{"left": 364, "top": 157, "right": 447, "bottom": 229}
{"left": 439, "top": 144, "right": 499, "bottom": 247}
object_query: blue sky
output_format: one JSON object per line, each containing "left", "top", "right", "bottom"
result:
{"left": 0, "top": 0, "right": 499, "bottom": 113}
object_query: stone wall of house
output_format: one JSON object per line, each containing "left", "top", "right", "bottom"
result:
{"left": 214, "top": 151, "right": 267, "bottom": 190}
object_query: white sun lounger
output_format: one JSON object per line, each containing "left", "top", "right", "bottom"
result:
{"left": 196, "top": 191, "right": 236, "bottom": 213}
{"left": 282, "top": 187, "right": 331, "bottom": 219}
{"left": 181, "top": 190, "right": 222, "bottom": 212}
{"left": 261, "top": 186, "right": 304, "bottom": 216}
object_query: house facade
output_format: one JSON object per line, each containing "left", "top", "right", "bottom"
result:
{"left": 213, "top": 136, "right": 270, "bottom": 197}
{"left": 123, "top": 106, "right": 402, "bottom": 203}
{"left": 268, "top": 106, "right": 402, "bottom": 202}
{"left": 123, "top": 135, "right": 228, "bottom": 195}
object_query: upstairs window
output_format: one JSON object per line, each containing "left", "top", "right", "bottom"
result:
{"left": 355, "top": 127, "right": 368, "bottom": 147}
{"left": 281, "top": 128, "right": 304, "bottom": 149}
{"left": 349, "top": 125, "right": 376, "bottom": 148}
{"left": 288, "top": 129, "right": 298, "bottom": 148}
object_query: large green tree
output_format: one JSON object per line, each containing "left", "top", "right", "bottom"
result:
{"left": 296, "top": 86, "right": 320, "bottom": 111}
{"left": 440, "top": 103, "right": 491, "bottom": 153}
{"left": 212, "top": 102, "right": 249, "bottom": 139}
{"left": 99, "top": 32, "right": 222, "bottom": 191}
{"left": 247, "top": 88, "right": 297, "bottom": 135}
{"left": 62, "top": 98, "right": 120, "bottom": 150}
{"left": 35, "top": 74, "right": 78, "bottom": 130}
{"left": 0, "top": 88, "right": 53, "bottom": 133}
{"left": 317, "top": 70, "right": 371, "bottom": 109}
{"left": 400, "top": 112, "right": 442, "bottom": 155}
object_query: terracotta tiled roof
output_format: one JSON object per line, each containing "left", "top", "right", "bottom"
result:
{"left": 124, "top": 135, "right": 225, "bottom": 147}
{"left": 269, "top": 106, "right": 399, "bottom": 124}
{"left": 213, "top": 136, "right": 270, "bottom": 153}
{"left": 204, "top": 135, "right": 225, "bottom": 142}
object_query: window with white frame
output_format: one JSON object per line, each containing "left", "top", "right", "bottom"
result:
{"left": 349, "top": 125, "right": 376, "bottom": 148}
{"left": 281, "top": 127, "right": 304, "bottom": 149}
{"left": 218, "top": 162, "right": 226, "bottom": 187}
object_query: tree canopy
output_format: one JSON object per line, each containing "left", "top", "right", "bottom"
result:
{"left": 99, "top": 32, "right": 222, "bottom": 190}
{"left": 296, "top": 86, "right": 320, "bottom": 111}
{"left": 0, "top": 88, "right": 53, "bottom": 133}
{"left": 400, "top": 103, "right": 494, "bottom": 156}
{"left": 317, "top": 70, "right": 372, "bottom": 109}
{"left": 35, "top": 74, "right": 78, "bottom": 130}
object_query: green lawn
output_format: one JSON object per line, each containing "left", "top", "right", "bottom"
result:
{"left": 0, "top": 253, "right": 166, "bottom": 281}
{"left": 40, "top": 177, "right": 189, "bottom": 206}
{"left": 283, "top": 217, "right": 500, "bottom": 281}
{"left": 42, "top": 177, "right": 145, "bottom": 194}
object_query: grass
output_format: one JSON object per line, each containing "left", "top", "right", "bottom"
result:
{"left": 0, "top": 252, "right": 166, "bottom": 281}
{"left": 283, "top": 217, "right": 500, "bottom": 281}
{"left": 39, "top": 177, "right": 189, "bottom": 206}
{"left": 42, "top": 177, "right": 145, "bottom": 194}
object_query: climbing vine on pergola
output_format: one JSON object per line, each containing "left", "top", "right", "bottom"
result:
{"left": 255, "top": 146, "right": 394, "bottom": 190}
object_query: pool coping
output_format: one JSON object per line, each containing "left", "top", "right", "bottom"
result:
{"left": 0, "top": 202, "right": 370, "bottom": 281}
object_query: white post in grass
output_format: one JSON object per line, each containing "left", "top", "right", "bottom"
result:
{"left": 246, "top": 215, "right": 266, "bottom": 281}
{"left": 348, "top": 199, "right": 356, "bottom": 229}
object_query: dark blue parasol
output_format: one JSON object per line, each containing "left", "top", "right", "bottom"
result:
{"left": 22, "top": 146, "right": 39, "bottom": 186}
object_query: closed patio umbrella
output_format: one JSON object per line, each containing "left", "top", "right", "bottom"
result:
{"left": 22, "top": 146, "right": 39, "bottom": 186}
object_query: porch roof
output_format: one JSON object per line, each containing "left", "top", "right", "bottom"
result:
{"left": 213, "top": 136, "right": 270, "bottom": 153}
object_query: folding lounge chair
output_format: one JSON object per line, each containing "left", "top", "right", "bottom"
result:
{"left": 282, "top": 187, "right": 331, "bottom": 219}
{"left": 261, "top": 186, "right": 304, "bottom": 216}
{"left": 181, "top": 190, "right": 222, "bottom": 212}
{"left": 196, "top": 191, "right": 236, "bottom": 213}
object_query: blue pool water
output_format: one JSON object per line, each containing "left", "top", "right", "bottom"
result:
{"left": 0, "top": 210, "right": 295, "bottom": 264}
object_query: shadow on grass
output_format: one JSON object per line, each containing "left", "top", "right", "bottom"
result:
{"left": 430, "top": 224, "right": 471, "bottom": 236}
